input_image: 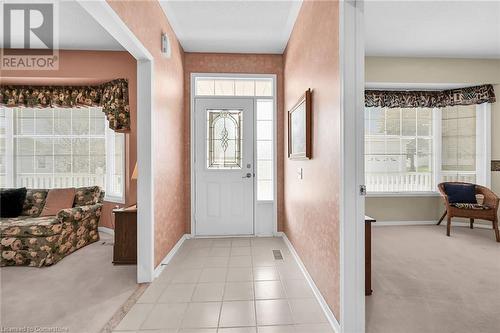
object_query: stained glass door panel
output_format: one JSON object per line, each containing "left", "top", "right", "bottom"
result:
{"left": 207, "top": 110, "right": 242, "bottom": 169}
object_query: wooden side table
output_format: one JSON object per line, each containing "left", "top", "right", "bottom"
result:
{"left": 365, "top": 215, "right": 376, "bottom": 296}
{"left": 113, "top": 206, "right": 137, "bottom": 265}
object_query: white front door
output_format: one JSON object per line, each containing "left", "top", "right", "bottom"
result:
{"left": 194, "top": 98, "right": 254, "bottom": 236}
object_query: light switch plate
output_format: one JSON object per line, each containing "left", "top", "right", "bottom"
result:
{"left": 297, "top": 167, "right": 303, "bottom": 180}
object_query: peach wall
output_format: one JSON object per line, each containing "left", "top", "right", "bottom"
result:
{"left": 0, "top": 50, "right": 137, "bottom": 230}
{"left": 108, "top": 1, "right": 186, "bottom": 267}
{"left": 283, "top": 1, "right": 341, "bottom": 318}
{"left": 184, "top": 53, "right": 285, "bottom": 233}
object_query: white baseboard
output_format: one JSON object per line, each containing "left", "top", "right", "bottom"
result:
{"left": 281, "top": 233, "right": 341, "bottom": 333}
{"left": 374, "top": 220, "right": 494, "bottom": 229}
{"left": 374, "top": 220, "right": 436, "bottom": 226}
{"left": 98, "top": 226, "right": 115, "bottom": 235}
{"left": 153, "top": 234, "right": 189, "bottom": 279}
{"left": 191, "top": 235, "right": 255, "bottom": 238}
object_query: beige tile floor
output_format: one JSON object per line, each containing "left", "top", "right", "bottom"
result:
{"left": 113, "top": 237, "right": 333, "bottom": 333}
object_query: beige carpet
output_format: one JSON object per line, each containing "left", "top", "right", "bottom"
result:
{"left": 1, "top": 232, "right": 137, "bottom": 333}
{"left": 367, "top": 225, "right": 500, "bottom": 333}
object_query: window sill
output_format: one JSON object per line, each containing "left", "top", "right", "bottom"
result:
{"left": 366, "top": 191, "right": 441, "bottom": 198}
{"left": 104, "top": 195, "right": 125, "bottom": 204}
{"left": 256, "top": 200, "right": 274, "bottom": 204}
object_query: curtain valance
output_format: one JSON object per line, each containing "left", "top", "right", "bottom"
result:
{"left": 0, "top": 78, "right": 130, "bottom": 132}
{"left": 365, "top": 84, "right": 496, "bottom": 109}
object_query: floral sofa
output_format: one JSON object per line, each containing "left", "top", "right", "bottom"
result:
{"left": 1, "top": 186, "right": 103, "bottom": 267}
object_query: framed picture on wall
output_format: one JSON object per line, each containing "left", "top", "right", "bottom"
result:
{"left": 288, "top": 88, "right": 312, "bottom": 160}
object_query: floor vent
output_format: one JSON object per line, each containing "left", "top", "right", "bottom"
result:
{"left": 101, "top": 241, "right": 114, "bottom": 246}
{"left": 272, "top": 250, "right": 283, "bottom": 260}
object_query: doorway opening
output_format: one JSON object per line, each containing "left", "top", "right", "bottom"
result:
{"left": 190, "top": 74, "right": 277, "bottom": 237}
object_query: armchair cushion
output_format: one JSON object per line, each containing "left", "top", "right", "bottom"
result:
{"left": 451, "top": 203, "right": 491, "bottom": 210}
{"left": 444, "top": 183, "right": 477, "bottom": 204}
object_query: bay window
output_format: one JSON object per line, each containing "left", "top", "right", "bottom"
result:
{"left": 0, "top": 106, "right": 125, "bottom": 202}
{"left": 365, "top": 103, "right": 491, "bottom": 194}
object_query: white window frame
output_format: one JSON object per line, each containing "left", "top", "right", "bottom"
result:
{"left": 2, "top": 108, "right": 14, "bottom": 187}
{"left": 104, "top": 126, "right": 126, "bottom": 204}
{"left": 1, "top": 106, "right": 125, "bottom": 203}
{"left": 475, "top": 103, "right": 491, "bottom": 187}
{"left": 365, "top": 106, "right": 435, "bottom": 194}
{"left": 366, "top": 103, "right": 491, "bottom": 197}
{"left": 255, "top": 98, "right": 275, "bottom": 202}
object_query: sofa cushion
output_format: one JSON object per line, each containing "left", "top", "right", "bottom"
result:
{"left": 40, "top": 188, "right": 76, "bottom": 217}
{"left": 73, "top": 186, "right": 101, "bottom": 207}
{"left": 0, "top": 216, "right": 63, "bottom": 237}
{"left": 443, "top": 183, "right": 477, "bottom": 204}
{"left": 0, "top": 188, "right": 27, "bottom": 218}
{"left": 21, "top": 189, "right": 49, "bottom": 217}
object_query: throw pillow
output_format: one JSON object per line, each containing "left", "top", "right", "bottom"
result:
{"left": 40, "top": 188, "right": 76, "bottom": 217}
{"left": 0, "top": 188, "right": 27, "bottom": 218}
{"left": 444, "top": 183, "right": 477, "bottom": 204}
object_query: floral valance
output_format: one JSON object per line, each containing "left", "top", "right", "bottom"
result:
{"left": 365, "top": 84, "right": 496, "bottom": 109}
{"left": 0, "top": 78, "right": 130, "bottom": 132}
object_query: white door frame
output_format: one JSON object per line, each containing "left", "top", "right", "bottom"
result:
{"left": 339, "top": 1, "right": 365, "bottom": 333}
{"left": 190, "top": 73, "right": 278, "bottom": 237}
{"left": 77, "top": 0, "right": 155, "bottom": 283}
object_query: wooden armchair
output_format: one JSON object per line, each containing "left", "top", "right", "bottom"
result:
{"left": 437, "top": 182, "right": 500, "bottom": 242}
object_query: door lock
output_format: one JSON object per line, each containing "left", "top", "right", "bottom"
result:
{"left": 242, "top": 173, "right": 252, "bottom": 178}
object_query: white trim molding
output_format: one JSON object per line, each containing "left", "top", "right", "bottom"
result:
{"left": 281, "top": 234, "right": 341, "bottom": 333}
{"left": 153, "top": 234, "right": 190, "bottom": 278}
{"left": 374, "top": 220, "right": 495, "bottom": 230}
{"left": 475, "top": 103, "right": 491, "bottom": 188}
{"left": 339, "top": 1, "right": 365, "bottom": 333}
{"left": 366, "top": 191, "right": 441, "bottom": 198}
{"left": 373, "top": 220, "right": 436, "bottom": 226}
{"left": 189, "top": 73, "right": 278, "bottom": 237}
{"left": 78, "top": 0, "right": 155, "bottom": 284}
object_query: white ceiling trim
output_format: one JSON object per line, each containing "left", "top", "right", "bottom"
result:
{"left": 365, "top": 82, "right": 478, "bottom": 91}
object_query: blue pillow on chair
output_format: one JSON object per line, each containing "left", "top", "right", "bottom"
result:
{"left": 444, "top": 183, "right": 477, "bottom": 204}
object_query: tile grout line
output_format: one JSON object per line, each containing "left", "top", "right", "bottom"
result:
{"left": 217, "top": 245, "right": 231, "bottom": 329}
{"left": 252, "top": 239, "right": 259, "bottom": 331}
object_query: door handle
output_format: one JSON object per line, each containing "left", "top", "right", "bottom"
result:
{"left": 242, "top": 173, "right": 252, "bottom": 178}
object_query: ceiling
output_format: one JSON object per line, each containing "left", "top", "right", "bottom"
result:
{"left": 365, "top": 1, "right": 500, "bottom": 59}
{"left": 0, "top": 1, "right": 124, "bottom": 51}
{"left": 160, "top": 0, "right": 303, "bottom": 54}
